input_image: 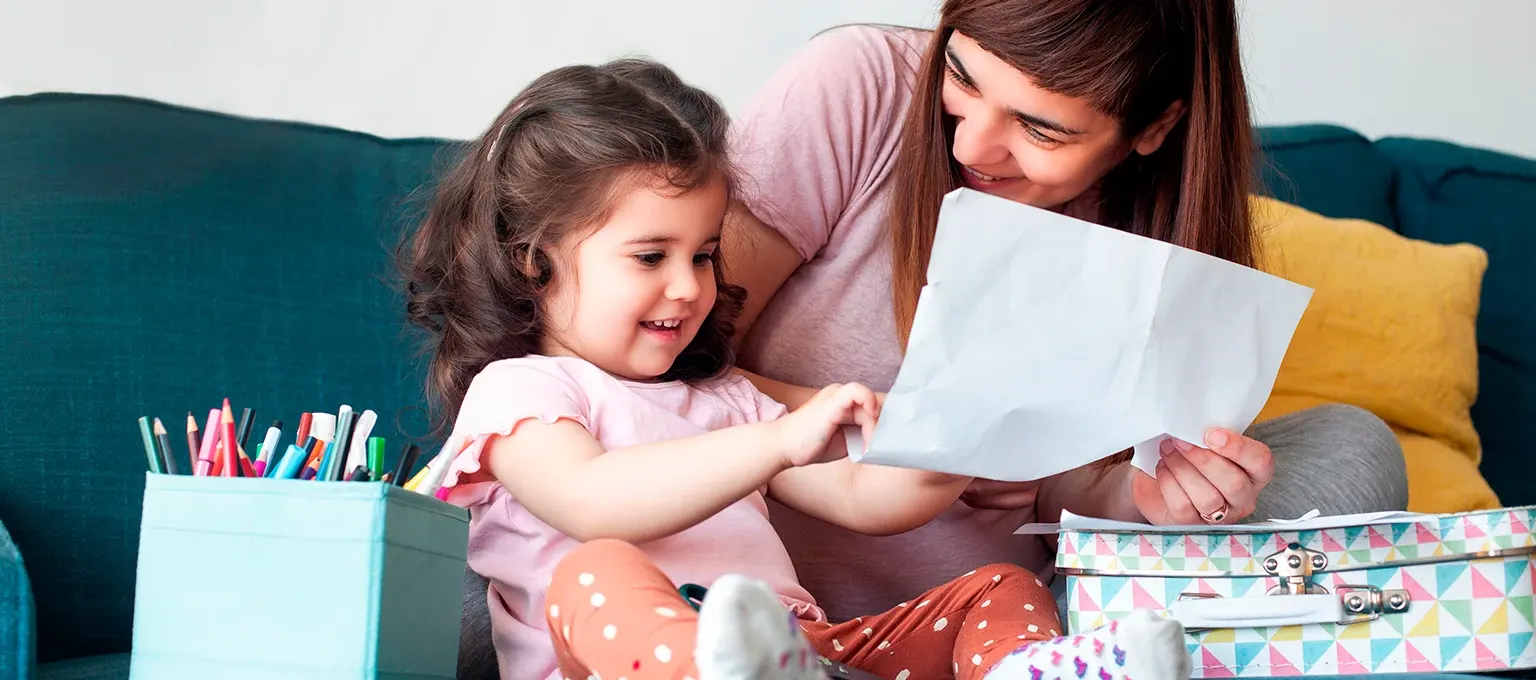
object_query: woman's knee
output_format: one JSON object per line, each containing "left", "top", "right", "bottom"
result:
{"left": 1257, "top": 403, "right": 1409, "bottom": 513}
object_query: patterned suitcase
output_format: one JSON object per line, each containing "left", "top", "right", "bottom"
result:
{"left": 1056, "top": 507, "right": 1536, "bottom": 676}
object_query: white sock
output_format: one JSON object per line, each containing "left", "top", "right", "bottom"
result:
{"left": 694, "top": 573, "right": 829, "bottom": 680}
{"left": 984, "top": 610, "right": 1190, "bottom": 680}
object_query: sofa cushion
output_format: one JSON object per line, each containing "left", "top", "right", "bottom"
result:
{"left": 1252, "top": 197, "right": 1497, "bottom": 513}
{"left": 1375, "top": 137, "right": 1536, "bottom": 508}
{"left": 1257, "top": 125, "right": 1399, "bottom": 229}
{"left": 0, "top": 93, "right": 451, "bottom": 661}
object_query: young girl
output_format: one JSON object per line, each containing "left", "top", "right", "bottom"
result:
{"left": 401, "top": 58, "right": 1189, "bottom": 680}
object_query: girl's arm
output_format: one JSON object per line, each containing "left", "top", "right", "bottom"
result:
{"left": 766, "top": 434, "right": 973, "bottom": 536}
{"left": 484, "top": 419, "right": 792, "bottom": 544}
{"left": 484, "top": 383, "right": 880, "bottom": 545}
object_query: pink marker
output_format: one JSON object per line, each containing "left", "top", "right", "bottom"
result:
{"left": 194, "top": 408, "right": 222, "bottom": 476}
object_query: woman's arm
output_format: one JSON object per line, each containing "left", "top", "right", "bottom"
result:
{"left": 484, "top": 418, "right": 793, "bottom": 544}
{"left": 1036, "top": 461, "right": 1143, "bottom": 524}
{"left": 766, "top": 434, "right": 972, "bottom": 536}
{"left": 725, "top": 203, "right": 825, "bottom": 410}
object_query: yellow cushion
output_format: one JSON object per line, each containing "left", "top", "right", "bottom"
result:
{"left": 1251, "top": 196, "right": 1498, "bottom": 513}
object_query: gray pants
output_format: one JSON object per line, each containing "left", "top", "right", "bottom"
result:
{"left": 456, "top": 404, "right": 1408, "bottom": 679}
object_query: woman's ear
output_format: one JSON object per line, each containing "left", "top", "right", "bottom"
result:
{"left": 1132, "top": 101, "right": 1188, "bottom": 156}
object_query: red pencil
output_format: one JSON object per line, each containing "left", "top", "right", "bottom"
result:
{"left": 296, "top": 412, "right": 313, "bottom": 446}
{"left": 221, "top": 400, "right": 239, "bottom": 477}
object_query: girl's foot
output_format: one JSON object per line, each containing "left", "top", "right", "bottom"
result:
{"left": 984, "top": 610, "right": 1190, "bottom": 680}
{"left": 695, "top": 573, "right": 828, "bottom": 680}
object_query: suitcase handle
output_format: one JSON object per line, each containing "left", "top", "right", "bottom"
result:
{"left": 1168, "top": 593, "right": 1343, "bottom": 629}
{"left": 1167, "top": 584, "right": 1410, "bottom": 631}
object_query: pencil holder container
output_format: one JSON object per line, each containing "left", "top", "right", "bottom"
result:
{"left": 128, "top": 474, "right": 470, "bottom": 680}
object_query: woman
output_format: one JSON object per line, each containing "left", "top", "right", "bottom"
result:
{"left": 725, "top": 0, "right": 1409, "bottom": 623}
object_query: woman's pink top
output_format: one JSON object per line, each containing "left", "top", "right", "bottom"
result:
{"left": 438, "top": 355, "right": 822, "bottom": 680}
{"left": 730, "top": 24, "right": 1054, "bottom": 622}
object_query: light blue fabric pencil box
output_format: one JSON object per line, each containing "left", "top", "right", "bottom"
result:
{"left": 128, "top": 474, "right": 470, "bottom": 679}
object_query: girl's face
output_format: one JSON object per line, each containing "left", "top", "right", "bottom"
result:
{"left": 540, "top": 174, "right": 726, "bottom": 381}
{"left": 939, "top": 31, "right": 1184, "bottom": 210}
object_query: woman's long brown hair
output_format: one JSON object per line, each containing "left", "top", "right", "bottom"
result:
{"left": 888, "top": 0, "right": 1257, "bottom": 348}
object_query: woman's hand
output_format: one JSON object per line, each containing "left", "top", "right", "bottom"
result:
{"left": 773, "top": 383, "right": 881, "bottom": 468}
{"left": 1131, "top": 428, "right": 1276, "bottom": 525}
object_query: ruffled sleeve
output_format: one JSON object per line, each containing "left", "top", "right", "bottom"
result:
{"left": 433, "top": 359, "right": 592, "bottom": 507}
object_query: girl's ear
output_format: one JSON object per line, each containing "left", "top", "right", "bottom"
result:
{"left": 512, "top": 245, "right": 553, "bottom": 284}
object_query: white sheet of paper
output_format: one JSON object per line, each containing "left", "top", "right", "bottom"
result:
{"left": 848, "top": 188, "right": 1313, "bottom": 481}
{"left": 1012, "top": 510, "right": 1431, "bottom": 535}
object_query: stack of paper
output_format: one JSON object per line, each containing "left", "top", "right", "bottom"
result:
{"left": 848, "top": 188, "right": 1313, "bottom": 481}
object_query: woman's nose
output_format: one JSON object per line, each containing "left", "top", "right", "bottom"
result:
{"left": 950, "top": 109, "right": 1010, "bottom": 168}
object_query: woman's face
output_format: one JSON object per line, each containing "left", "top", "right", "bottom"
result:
{"left": 940, "top": 31, "right": 1182, "bottom": 210}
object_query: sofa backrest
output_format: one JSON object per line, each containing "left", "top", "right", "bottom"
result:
{"left": 0, "top": 94, "right": 453, "bottom": 662}
{"left": 1, "top": 93, "right": 1531, "bottom": 662}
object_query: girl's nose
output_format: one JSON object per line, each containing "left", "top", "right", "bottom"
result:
{"left": 665, "top": 267, "right": 701, "bottom": 301}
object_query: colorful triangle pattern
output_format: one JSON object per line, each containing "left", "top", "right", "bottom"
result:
{"left": 1061, "top": 506, "right": 1536, "bottom": 678}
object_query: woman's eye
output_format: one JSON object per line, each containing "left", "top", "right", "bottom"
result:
{"left": 1023, "top": 126, "right": 1059, "bottom": 145}
{"left": 634, "top": 252, "right": 664, "bottom": 266}
{"left": 693, "top": 252, "right": 716, "bottom": 266}
{"left": 944, "top": 64, "right": 975, "bottom": 92}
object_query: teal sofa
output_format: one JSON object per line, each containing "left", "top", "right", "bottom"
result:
{"left": 1, "top": 93, "right": 1532, "bottom": 679}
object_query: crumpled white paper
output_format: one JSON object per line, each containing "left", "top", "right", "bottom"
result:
{"left": 847, "top": 188, "right": 1312, "bottom": 482}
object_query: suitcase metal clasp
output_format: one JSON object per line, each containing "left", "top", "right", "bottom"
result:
{"left": 1263, "top": 542, "right": 1329, "bottom": 595}
{"left": 1259, "top": 542, "right": 1410, "bottom": 624}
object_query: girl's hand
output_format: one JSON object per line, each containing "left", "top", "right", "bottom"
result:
{"left": 1130, "top": 428, "right": 1276, "bottom": 525}
{"left": 775, "top": 383, "right": 881, "bottom": 468}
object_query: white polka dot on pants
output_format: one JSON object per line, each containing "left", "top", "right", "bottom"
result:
{"left": 981, "top": 599, "right": 991, "bottom": 608}
{"left": 972, "top": 654, "right": 983, "bottom": 666}
{"left": 549, "top": 604, "right": 559, "bottom": 618}
{"left": 655, "top": 644, "right": 672, "bottom": 663}
{"left": 655, "top": 607, "right": 677, "bottom": 618}
{"left": 1024, "top": 603, "right": 1035, "bottom": 611}
{"left": 978, "top": 620, "right": 987, "bottom": 629}
{"left": 896, "top": 671, "right": 911, "bottom": 680}
{"left": 590, "top": 592, "right": 606, "bottom": 607}
{"left": 933, "top": 617, "right": 948, "bottom": 631}
{"left": 1027, "top": 624, "right": 1039, "bottom": 633}
{"left": 993, "top": 574, "right": 1002, "bottom": 583}
{"left": 602, "top": 625, "right": 617, "bottom": 640}
{"left": 579, "top": 573, "right": 595, "bottom": 586}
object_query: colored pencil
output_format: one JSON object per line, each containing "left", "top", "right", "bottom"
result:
{"left": 153, "top": 418, "right": 179, "bottom": 475}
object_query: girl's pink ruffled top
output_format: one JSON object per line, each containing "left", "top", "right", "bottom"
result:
{"left": 435, "top": 355, "right": 822, "bottom": 680}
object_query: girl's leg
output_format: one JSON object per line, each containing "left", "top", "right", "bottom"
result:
{"left": 547, "top": 538, "right": 824, "bottom": 680}
{"left": 1248, "top": 404, "right": 1408, "bottom": 519}
{"left": 802, "top": 564, "right": 1187, "bottom": 680}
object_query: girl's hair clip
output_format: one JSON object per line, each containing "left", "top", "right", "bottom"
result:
{"left": 486, "top": 122, "right": 512, "bottom": 162}
{"left": 485, "top": 102, "right": 527, "bottom": 163}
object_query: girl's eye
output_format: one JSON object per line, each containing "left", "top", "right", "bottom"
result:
{"left": 693, "top": 252, "right": 716, "bottom": 267}
{"left": 634, "top": 252, "right": 664, "bottom": 266}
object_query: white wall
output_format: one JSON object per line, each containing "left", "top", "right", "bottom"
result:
{"left": 3, "top": 0, "right": 1533, "bottom": 157}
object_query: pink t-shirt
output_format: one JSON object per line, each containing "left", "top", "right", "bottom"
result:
{"left": 438, "top": 355, "right": 821, "bottom": 680}
{"left": 730, "top": 25, "right": 1054, "bottom": 622}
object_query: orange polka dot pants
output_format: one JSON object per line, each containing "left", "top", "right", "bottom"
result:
{"left": 546, "top": 539, "right": 1062, "bottom": 680}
